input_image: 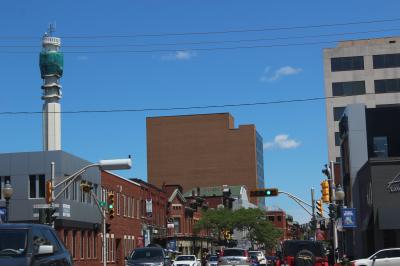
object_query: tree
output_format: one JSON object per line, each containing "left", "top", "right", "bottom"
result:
{"left": 194, "top": 208, "right": 235, "bottom": 243}
{"left": 195, "top": 207, "right": 282, "bottom": 249}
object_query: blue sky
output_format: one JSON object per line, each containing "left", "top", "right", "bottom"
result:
{"left": 1, "top": 1, "right": 400, "bottom": 223}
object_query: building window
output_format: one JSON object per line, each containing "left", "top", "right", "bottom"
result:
{"left": 268, "top": 216, "right": 275, "bottom": 222}
{"left": 333, "top": 107, "right": 346, "bottom": 121}
{"left": 72, "top": 181, "right": 78, "bottom": 201}
{"left": 116, "top": 193, "right": 120, "bottom": 215}
{"left": 137, "top": 199, "right": 140, "bottom": 219}
{"left": 335, "top": 132, "right": 341, "bottom": 146}
{"left": 173, "top": 218, "right": 181, "bottom": 234}
{"left": 80, "top": 231, "right": 84, "bottom": 259}
{"left": 336, "top": 157, "right": 341, "bottom": 163}
{"left": 29, "top": 174, "right": 45, "bottom": 199}
{"left": 0, "top": 176, "right": 11, "bottom": 200}
{"left": 332, "top": 81, "right": 365, "bottom": 96}
{"left": 373, "top": 53, "right": 400, "bottom": 69}
{"left": 93, "top": 234, "right": 97, "bottom": 258}
{"left": 375, "top": 79, "right": 400, "bottom": 94}
{"left": 123, "top": 195, "right": 127, "bottom": 217}
{"left": 87, "top": 231, "right": 91, "bottom": 258}
{"left": 131, "top": 198, "right": 135, "bottom": 219}
{"left": 373, "top": 136, "right": 388, "bottom": 158}
{"left": 72, "top": 231, "right": 77, "bottom": 259}
{"left": 331, "top": 56, "right": 364, "bottom": 72}
{"left": 63, "top": 230, "right": 68, "bottom": 249}
{"left": 277, "top": 216, "right": 282, "bottom": 222}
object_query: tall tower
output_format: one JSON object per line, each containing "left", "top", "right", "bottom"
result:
{"left": 39, "top": 25, "right": 63, "bottom": 151}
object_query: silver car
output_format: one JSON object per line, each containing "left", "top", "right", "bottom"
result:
{"left": 218, "top": 248, "right": 251, "bottom": 266}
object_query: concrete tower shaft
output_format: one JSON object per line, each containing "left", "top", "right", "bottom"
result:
{"left": 40, "top": 30, "right": 63, "bottom": 151}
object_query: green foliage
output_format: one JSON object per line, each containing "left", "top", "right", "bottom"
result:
{"left": 195, "top": 207, "right": 282, "bottom": 249}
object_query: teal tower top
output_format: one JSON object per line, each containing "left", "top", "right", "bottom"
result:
{"left": 39, "top": 36, "right": 63, "bottom": 78}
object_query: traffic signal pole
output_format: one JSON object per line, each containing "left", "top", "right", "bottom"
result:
{"left": 329, "top": 161, "right": 338, "bottom": 264}
{"left": 89, "top": 190, "right": 107, "bottom": 266}
{"left": 50, "top": 162, "right": 55, "bottom": 228}
{"left": 311, "top": 188, "right": 317, "bottom": 241}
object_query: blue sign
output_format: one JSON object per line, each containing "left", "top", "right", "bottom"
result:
{"left": 0, "top": 207, "right": 6, "bottom": 223}
{"left": 167, "top": 239, "right": 177, "bottom": 251}
{"left": 342, "top": 208, "right": 356, "bottom": 228}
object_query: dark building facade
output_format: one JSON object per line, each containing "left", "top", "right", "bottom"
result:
{"left": 146, "top": 113, "right": 265, "bottom": 207}
{"left": 0, "top": 151, "right": 102, "bottom": 266}
{"left": 339, "top": 104, "right": 400, "bottom": 258}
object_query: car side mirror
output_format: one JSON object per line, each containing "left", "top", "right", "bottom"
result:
{"left": 36, "top": 245, "right": 54, "bottom": 256}
{"left": 372, "top": 256, "right": 377, "bottom": 261}
{"left": 197, "top": 259, "right": 201, "bottom": 261}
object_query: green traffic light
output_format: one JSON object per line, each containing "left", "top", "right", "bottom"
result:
{"left": 108, "top": 204, "right": 113, "bottom": 209}
{"left": 266, "top": 190, "right": 271, "bottom": 196}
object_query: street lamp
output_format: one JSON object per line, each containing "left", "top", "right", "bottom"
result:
{"left": 335, "top": 185, "right": 345, "bottom": 202}
{"left": 3, "top": 180, "right": 13, "bottom": 223}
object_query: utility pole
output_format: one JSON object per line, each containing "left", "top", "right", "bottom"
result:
{"left": 50, "top": 162, "right": 56, "bottom": 228}
{"left": 311, "top": 187, "right": 316, "bottom": 241}
{"left": 329, "top": 161, "right": 338, "bottom": 264}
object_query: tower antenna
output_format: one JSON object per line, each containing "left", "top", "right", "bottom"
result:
{"left": 48, "top": 22, "right": 56, "bottom": 36}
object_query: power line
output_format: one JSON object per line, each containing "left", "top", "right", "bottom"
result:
{"left": 0, "top": 40, "right": 350, "bottom": 54}
{"left": 0, "top": 17, "right": 399, "bottom": 40}
{"left": 0, "top": 93, "right": 376, "bottom": 116}
{"left": 1, "top": 28, "right": 399, "bottom": 49}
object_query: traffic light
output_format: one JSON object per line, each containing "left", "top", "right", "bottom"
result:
{"left": 80, "top": 181, "right": 93, "bottom": 193}
{"left": 45, "top": 180, "right": 53, "bottom": 204}
{"left": 38, "top": 209, "right": 47, "bottom": 224}
{"left": 250, "top": 188, "right": 279, "bottom": 197}
{"left": 316, "top": 200, "right": 323, "bottom": 217}
{"left": 107, "top": 192, "right": 115, "bottom": 219}
{"left": 328, "top": 204, "right": 336, "bottom": 219}
{"left": 106, "top": 223, "right": 111, "bottom": 233}
{"left": 46, "top": 208, "right": 57, "bottom": 224}
{"left": 321, "top": 180, "right": 330, "bottom": 203}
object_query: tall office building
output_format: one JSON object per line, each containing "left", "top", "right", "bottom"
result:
{"left": 324, "top": 37, "right": 400, "bottom": 163}
{"left": 146, "top": 113, "right": 265, "bottom": 207}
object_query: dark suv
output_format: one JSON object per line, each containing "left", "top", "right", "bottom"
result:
{"left": 126, "top": 247, "right": 171, "bottom": 266}
{"left": 281, "top": 240, "right": 328, "bottom": 266}
{"left": 0, "top": 223, "right": 73, "bottom": 266}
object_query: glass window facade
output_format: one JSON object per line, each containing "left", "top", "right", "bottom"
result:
{"left": 373, "top": 136, "right": 388, "bottom": 158}
{"left": 331, "top": 56, "right": 364, "bottom": 72}
{"left": 256, "top": 131, "right": 265, "bottom": 207}
{"left": 373, "top": 53, "right": 400, "bottom": 69}
{"left": 333, "top": 107, "right": 346, "bottom": 121}
{"left": 332, "top": 81, "right": 365, "bottom": 96}
{"left": 375, "top": 79, "right": 400, "bottom": 94}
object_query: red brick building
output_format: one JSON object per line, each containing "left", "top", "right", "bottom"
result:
{"left": 100, "top": 171, "right": 143, "bottom": 266}
{"left": 266, "top": 210, "right": 299, "bottom": 240}
{"left": 147, "top": 113, "right": 265, "bottom": 206}
{"left": 164, "top": 185, "right": 211, "bottom": 257}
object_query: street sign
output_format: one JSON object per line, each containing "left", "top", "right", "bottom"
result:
{"left": 341, "top": 208, "right": 356, "bottom": 228}
{"left": 167, "top": 223, "right": 174, "bottom": 229}
{"left": 33, "top": 203, "right": 60, "bottom": 209}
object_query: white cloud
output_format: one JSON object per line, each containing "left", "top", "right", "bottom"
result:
{"left": 161, "top": 50, "right": 197, "bottom": 61}
{"left": 263, "top": 134, "right": 301, "bottom": 150}
{"left": 260, "top": 66, "right": 302, "bottom": 82}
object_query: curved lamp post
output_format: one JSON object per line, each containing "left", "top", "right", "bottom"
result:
{"left": 3, "top": 180, "right": 13, "bottom": 223}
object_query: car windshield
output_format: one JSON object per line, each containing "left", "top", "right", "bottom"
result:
{"left": 209, "top": 256, "right": 218, "bottom": 261}
{"left": 176, "top": 256, "right": 195, "bottom": 261}
{"left": 249, "top": 252, "right": 261, "bottom": 256}
{"left": 223, "top": 249, "right": 245, "bottom": 257}
{"left": 283, "top": 241, "right": 325, "bottom": 257}
{"left": 0, "top": 229, "right": 28, "bottom": 256}
{"left": 130, "top": 249, "right": 164, "bottom": 260}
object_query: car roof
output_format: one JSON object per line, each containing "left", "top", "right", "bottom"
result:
{"left": 224, "top": 248, "right": 246, "bottom": 250}
{"left": 0, "top": 223, "right": 53, "bottom": 230}
{"left": 134, "top": 247, "right": 164, "bottom": 251}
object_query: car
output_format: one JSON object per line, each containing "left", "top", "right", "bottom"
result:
{"left": 265, "top": 256, "right": 278, "bottom": 266}
{"left": 218, "top": 248, "right": 251, "bottom": 266}
{"left": 249, "top": 251, "right": 267, "bottom": 266}
{"left": 352, "top": 248, "right": 400, "bottom": 266}
{"left": 0, "top": 223, "right": 73, "bottom": 266}
{"left": 249, "top": 254, "right": 260, "bottom": 266}
{"left": 127, "top": 247, "right": 172, "bottom": 266}
{"left": 173, "top": 255, "right": 200, "bottom": 266}
{"left": 206, "top": 255, "right": 219, "bottom": 266}
{"left": 281, "top": 240, "right": 328, "bottom": 266}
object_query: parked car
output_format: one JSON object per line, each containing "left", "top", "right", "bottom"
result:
{"left": 249, "top": 251, "right": 267, "bottom": 266}
{"left": 173, "top": 255, "right": 200, "bottom": 266}
{"left": 352, "top": 248, "right": 400, "bottom": 266}
{"left": 249, "top": 254, "right": 260, "bottom": 266}
{"left": 206, "top": 255, "right": 219, "bottom": 266}
{"left": 0, "top": 223, "right": 73, "bottom": 266}
{"left": 281, "top": 240, "right": 328, "bottom": 266}
{"left": 126, "top": 247, "right": 171, "bottom": 266}
{"left": 218, "top": 248, "right": 251, "bottom": 266}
